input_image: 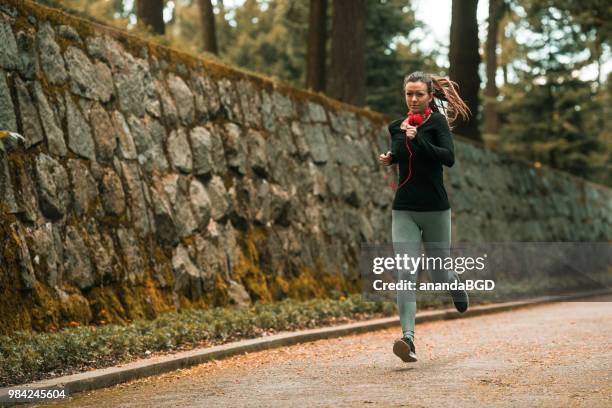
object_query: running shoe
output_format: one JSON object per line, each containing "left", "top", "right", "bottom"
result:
{"left": 450, "top": 288, "right": 469, "bottom": 313}
{"left": 393, "top": 337, "right": 417, "bottom": 362}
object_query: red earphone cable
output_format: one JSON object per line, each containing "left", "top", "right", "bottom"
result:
{"left": 388, "top": 107, "right": 432, "bottom": 191}
{"left": 389, "top": 137, "right": 413, "bottom": 191}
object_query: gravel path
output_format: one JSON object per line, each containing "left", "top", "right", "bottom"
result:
{"left": 38, "top": 295, "right": 612, "bottom": 408}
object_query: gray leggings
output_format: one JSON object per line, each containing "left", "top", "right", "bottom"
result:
{"left": 392, "top": 209, "right": 459, "bottom": 341}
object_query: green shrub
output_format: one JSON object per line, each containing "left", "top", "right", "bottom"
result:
{"left": 0, "top": 294, "right": 396, "bottom": 387}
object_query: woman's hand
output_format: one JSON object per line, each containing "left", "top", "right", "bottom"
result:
{"left": 402, "top": 125, "right": 417, "bottom": 140}
{"left": 378, "top": 151, "right": 394, "bottom": 166}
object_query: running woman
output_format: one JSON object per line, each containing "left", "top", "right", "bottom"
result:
{"left": 378, "top": 71, "right": 471, "bottom": 363}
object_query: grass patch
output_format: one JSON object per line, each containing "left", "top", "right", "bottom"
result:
{"left": 0, "top": 294, "right": 397, "bottom": 387}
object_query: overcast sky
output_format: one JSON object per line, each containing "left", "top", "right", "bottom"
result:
{"left": 414, "top": 0, "right": 488, "bottom": 46}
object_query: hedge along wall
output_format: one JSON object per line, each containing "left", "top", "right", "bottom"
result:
{"left": 0, "top": 0, "right": 610, "bottom": 334}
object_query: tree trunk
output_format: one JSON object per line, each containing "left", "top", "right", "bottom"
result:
{"left": 484, "top": 0, "right": 504, "bottom": 136}
{"left": 136, "top": 0, "right": 165, "bottom": 35}
{"left": 198, "top": 0, "right": 218, "bottom": 54}
{"left": 595, "top": 40, "right": 602, "bottom": 91}
{"left": 327, "top": 0, "right": 366, "bottom": 106}
{"left": 306, "top": 0, "right": 327, "bottom": 92}
{"left": 449, "top": 0, "right": 481, "bottom": 141}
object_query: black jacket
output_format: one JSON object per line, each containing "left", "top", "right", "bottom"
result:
{"left": 388, "top": 111, "right": 455, "bottom": 211}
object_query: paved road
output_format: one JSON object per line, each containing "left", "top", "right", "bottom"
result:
{"left": 39, "top": 295, "right": 612, "bottom": 408}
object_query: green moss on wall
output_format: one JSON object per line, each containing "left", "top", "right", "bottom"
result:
{"left": 230, "top": 227, "right": 357, "bottom": 304}
{"left": 29, "top": 282, "right": 62, "bottom": 331}
{"left": 232, "top": 227, "right": 273, "bottom": 302}
{"left": 85, "top": 286, "right": 128, "bottom": 326}
{"left": 0, "top": 208, "right": 35, "bottom": 334}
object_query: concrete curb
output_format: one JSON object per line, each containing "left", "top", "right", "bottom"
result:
{"left": 1, "top": 288, "right": 610, "bottom": 405}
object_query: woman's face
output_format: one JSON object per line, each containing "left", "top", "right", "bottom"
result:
{"left": 405, "top": 81, "right": 433, "bottom": 114}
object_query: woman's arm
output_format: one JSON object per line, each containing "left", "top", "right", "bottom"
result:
{"left": 389, "top": 152, "right": 398, "bottom": 164}
{"left": 388, "top": 121, "right": 401, "bottom": 164}
{"left": 412, "top": 115, "right": 455, "bottom": 167}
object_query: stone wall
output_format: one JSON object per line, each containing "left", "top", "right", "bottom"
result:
{"left": 0, "top": 0, "right": 610, "bottom": 334}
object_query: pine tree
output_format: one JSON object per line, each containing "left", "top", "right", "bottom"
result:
{"left": 449, "top": 0, "right": 481, "bottom": 141}
{"left": 137, "top": 0, "right": 165, "bottom": 35}
{"left": 198, "top": 0, "right": 219, "bottom": 54}
{"left": 364, "top": 0, "right": 439, "bottom": 117}
{"left": 306, "top": 0, "right": 328, "bottom": 92}
{"left": 327, "top": 0, "right": 367, "bottom": 106}
{"left": 497, "top": 0, "right": 610, "bottom": 184}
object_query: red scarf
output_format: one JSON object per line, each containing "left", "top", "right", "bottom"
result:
{"left": 388, "top": 107, "right": 433, "bottom": 191}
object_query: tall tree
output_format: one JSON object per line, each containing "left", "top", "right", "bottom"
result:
{"left": 305, "top": 0, "right": 327, "bottom": 92}
{"left": 221, "top": 0, "right": 309, "bottom": 84}
{"left": 484, "top": 0, "right": 507, "bottom": 136}
{"left": 365, "top": 0, "right": 436, "bottom": 117}
{"left": 198, "top": 0, "right": 218, "bottom": 54}
{"left": 327, "top": 0, "right": 366, "bottom": 106}
{"left": 449, "top": 0, "right": 481, "bottom": 141}
{"left": 497, "top": 1, "right": 609, "bottom": 184}
{"left": 497, "top": 10, "right": 521, "bottom": 87}
{"left": 137, "top": 0, "right": 165, "bottom": 35}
